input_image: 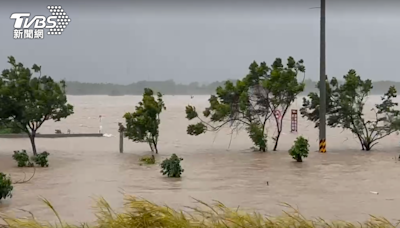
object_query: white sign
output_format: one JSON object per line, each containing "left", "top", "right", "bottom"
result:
{"left": 10, "top": 5, "right": 71, "bottom": 39}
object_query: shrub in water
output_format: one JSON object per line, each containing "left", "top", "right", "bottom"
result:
{"left": 140, "top": 155, "right": 156, "bottom": 165}
{"left": 160, "top": 154, "right": 184, "bottom": 177}
{"left": 32, "top": 151, "right": 50, "bottom": 167}
{"left": 0, "top": 172, "right": 13, "bottom": 201}
{"left": 289, "top": 136, "right": 309, "bottom": 162}
{"left": 12, "top": 150, "right": 33, "bottom": 167}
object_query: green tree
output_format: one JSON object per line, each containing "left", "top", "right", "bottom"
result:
{"left": 0, "top": 172, "right": 13, "bottom": 201}
{"left": 0, "top": 56, "right": 74, "bottom": 155}
{"left": 123, "top": 88, "right": 166, "bottom": 154}
{"left": 288, "top": 136, "right": 309, "bottom": 162}
{"left": 185, "top": 57, "right": 305, "bottom": 152}
{"left": 160, "top": 154, "right": 184, "bottom": 178}
{"left": 301, "top": 70, "right": 400, "bottom": 151}
{"left": 185, "top": 68, "right": 269, "bottom": 151}
{"left": 263, "top": 57, "right": 305, "bottom": 150}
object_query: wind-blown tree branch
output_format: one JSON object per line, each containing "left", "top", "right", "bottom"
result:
{"left": 185, "top": 62, "right": 271, "bottom": 151}
{"left": 123, "top": 88, "right": 166, "bottom": 154}
{"left": 0, "top": 56, "right": 74, "bottom": 155}
{"left": 299, "top": 78, "right": 334, "bottom": 128}
{"left": 263, "top": 57, "right": 305, "bottom": 151}
{"left": 301, "top": 69, "right": 400, "bottom": 151}
{"left": 185, "top": 57, "right": 305, "bottom": 152}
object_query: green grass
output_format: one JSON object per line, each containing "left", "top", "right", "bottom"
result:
{"left": 1, "top": 195, "right": 399, "bottom": 228}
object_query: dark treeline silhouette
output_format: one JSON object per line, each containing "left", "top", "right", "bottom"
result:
{"left": 65, "top": 79, "right": 400, "bottom": 96}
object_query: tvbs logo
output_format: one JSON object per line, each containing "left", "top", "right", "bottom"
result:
{"left": 10, "top": 6, "right": 71, "bottom": 39}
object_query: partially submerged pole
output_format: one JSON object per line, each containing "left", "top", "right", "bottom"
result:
{"left": 118, "top": 122, "right": 125, "bottom": 153}
{"left": 319, "top": 0, "right": 327, "bottom": 153}
{"left": 99, "top": 115, "right": 103, "bottom": 133}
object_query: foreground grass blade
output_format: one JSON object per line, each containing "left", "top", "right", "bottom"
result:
{"left": 1, "top": 195, "right": 399, "bottom": 228}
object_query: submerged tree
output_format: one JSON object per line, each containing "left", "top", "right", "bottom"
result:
{"left": 301, "top": 69, "right": 400, "bottom": 151}
{"left": 0, "top": 172, "right": 13, "bottom": 201}
{"left": 123, "top": 88, "right": 166, "bottom": 154}
{"left": 263, "top": 57, "right": 305, "bottom": 150}
{"left": 185, "top": 57, "right": 305, "bottom": 151}
{"left": 185, "top": 64, "right": 268, "bottom": 151}
{"left": 160, "top": 154, "right": 184, "bottom": 178}
{"left": 0, "top": 56, "right": 74, "bottom": 155}
{"left": 288, "top": 136, "right": 309, "bottom": 162}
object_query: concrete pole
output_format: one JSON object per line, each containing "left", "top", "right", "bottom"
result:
{"left": 118, "top": 122, "right": 124, "bottom": 153}
{"left": 99, "top": 115, "right": 103, "bottom": 133}
{"left": 119, "top": 131, "right": 123, "bottom": 153}
{"left": 319, "top": 0, "right": 327, "bottom": 153}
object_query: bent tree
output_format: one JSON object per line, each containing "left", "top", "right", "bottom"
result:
{"left": 185, "top": 77, "right": 268, "bottom": 151}
{"left": 185, "top": 57, "right": 305, "bottom": 151}
{"left": 0, "top": 56, "right": 74, "bottom": 155}
{"left": 123, "top": 88, "right": 166, "bottom": 154}
{"left": 301, "top": 69, "right": 400, "bottom": 151}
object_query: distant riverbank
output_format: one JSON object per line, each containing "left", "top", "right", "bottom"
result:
{"left": 65, "top": 80, "right": 400, "bottom": 96}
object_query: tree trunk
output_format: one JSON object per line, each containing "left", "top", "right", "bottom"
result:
{"left": 154, "top": 144, "right": 158, "bottom": 154}
{"left": 29, "top": 132, "right": 37, "bottom": 156}
{"left": 363, "top": 141, "right": 371, "bottom": 151}
{"left": 148, "top": 142, "right": 154, "bottom": 152}
{"left": 354, "top": 133, "right": 365, "bottom": 150}
{"left": 259, "top": 119, "right": 267, "bottom": 152}
{"left": 152, "top": 139, "right": 158, "bottom": 154}
{"left": 273, "top": 131, "right": 281, "bottom": 151}
{"left": 296, "top": 156, "right": 303, "bottom": 162}
{"left": 359, "top": 139, "right": 365, "bottom": 150}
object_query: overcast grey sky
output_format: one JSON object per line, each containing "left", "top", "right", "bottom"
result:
{"left": 0, "top": 0, "right": 399, "bottom": 84}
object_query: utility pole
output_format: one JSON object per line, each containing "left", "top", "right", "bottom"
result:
{"left": 319, "top": 0, "right": 327, "bottom": 153}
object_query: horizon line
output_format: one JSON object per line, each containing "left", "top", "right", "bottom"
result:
{"left": 64, "top": 79, "right": 400, "bottom": 86}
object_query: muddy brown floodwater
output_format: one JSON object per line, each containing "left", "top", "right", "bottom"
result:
{"left": 0, "top": 95, "right": 400, "bottom": 224}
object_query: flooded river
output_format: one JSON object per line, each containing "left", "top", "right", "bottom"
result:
{"left": 0, "top": 95, "right": 399, "bottom": 224}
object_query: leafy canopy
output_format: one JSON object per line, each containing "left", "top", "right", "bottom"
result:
{"left": 186, "top": 57, "right": 305, "bottom": 151}
{"left": 301, "top": 69, "right": 400, "bottom": 151}
{"left": 0, "top": 56, "right": 74, "bottom": 155}
{"left": 0, "top": 56, "right": 74, "bottom": 131}
{"left": 185, "top": 67, "right": 267, "bottom": 151}
{"left": 262, "top": 57, "right": 305, "bottom": 150}
{"left": 123, "top": 88, "right": 166, "bottom": 153}
{"left": 160, "top": 154, "right": 184, "bottom": 178}
{"left": 288, "top": 136, "right": 309, "bottom": 162}
{"left": 0, "top": 172, "right": 13, "bottom": 201}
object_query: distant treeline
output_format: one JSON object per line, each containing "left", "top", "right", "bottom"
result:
{"left": 65, "top": 79, "right": 400, "bottom": 96}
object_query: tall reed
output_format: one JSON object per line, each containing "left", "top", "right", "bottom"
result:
{"left": 1, "top": 195, "right": 398, "bottom": 228}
